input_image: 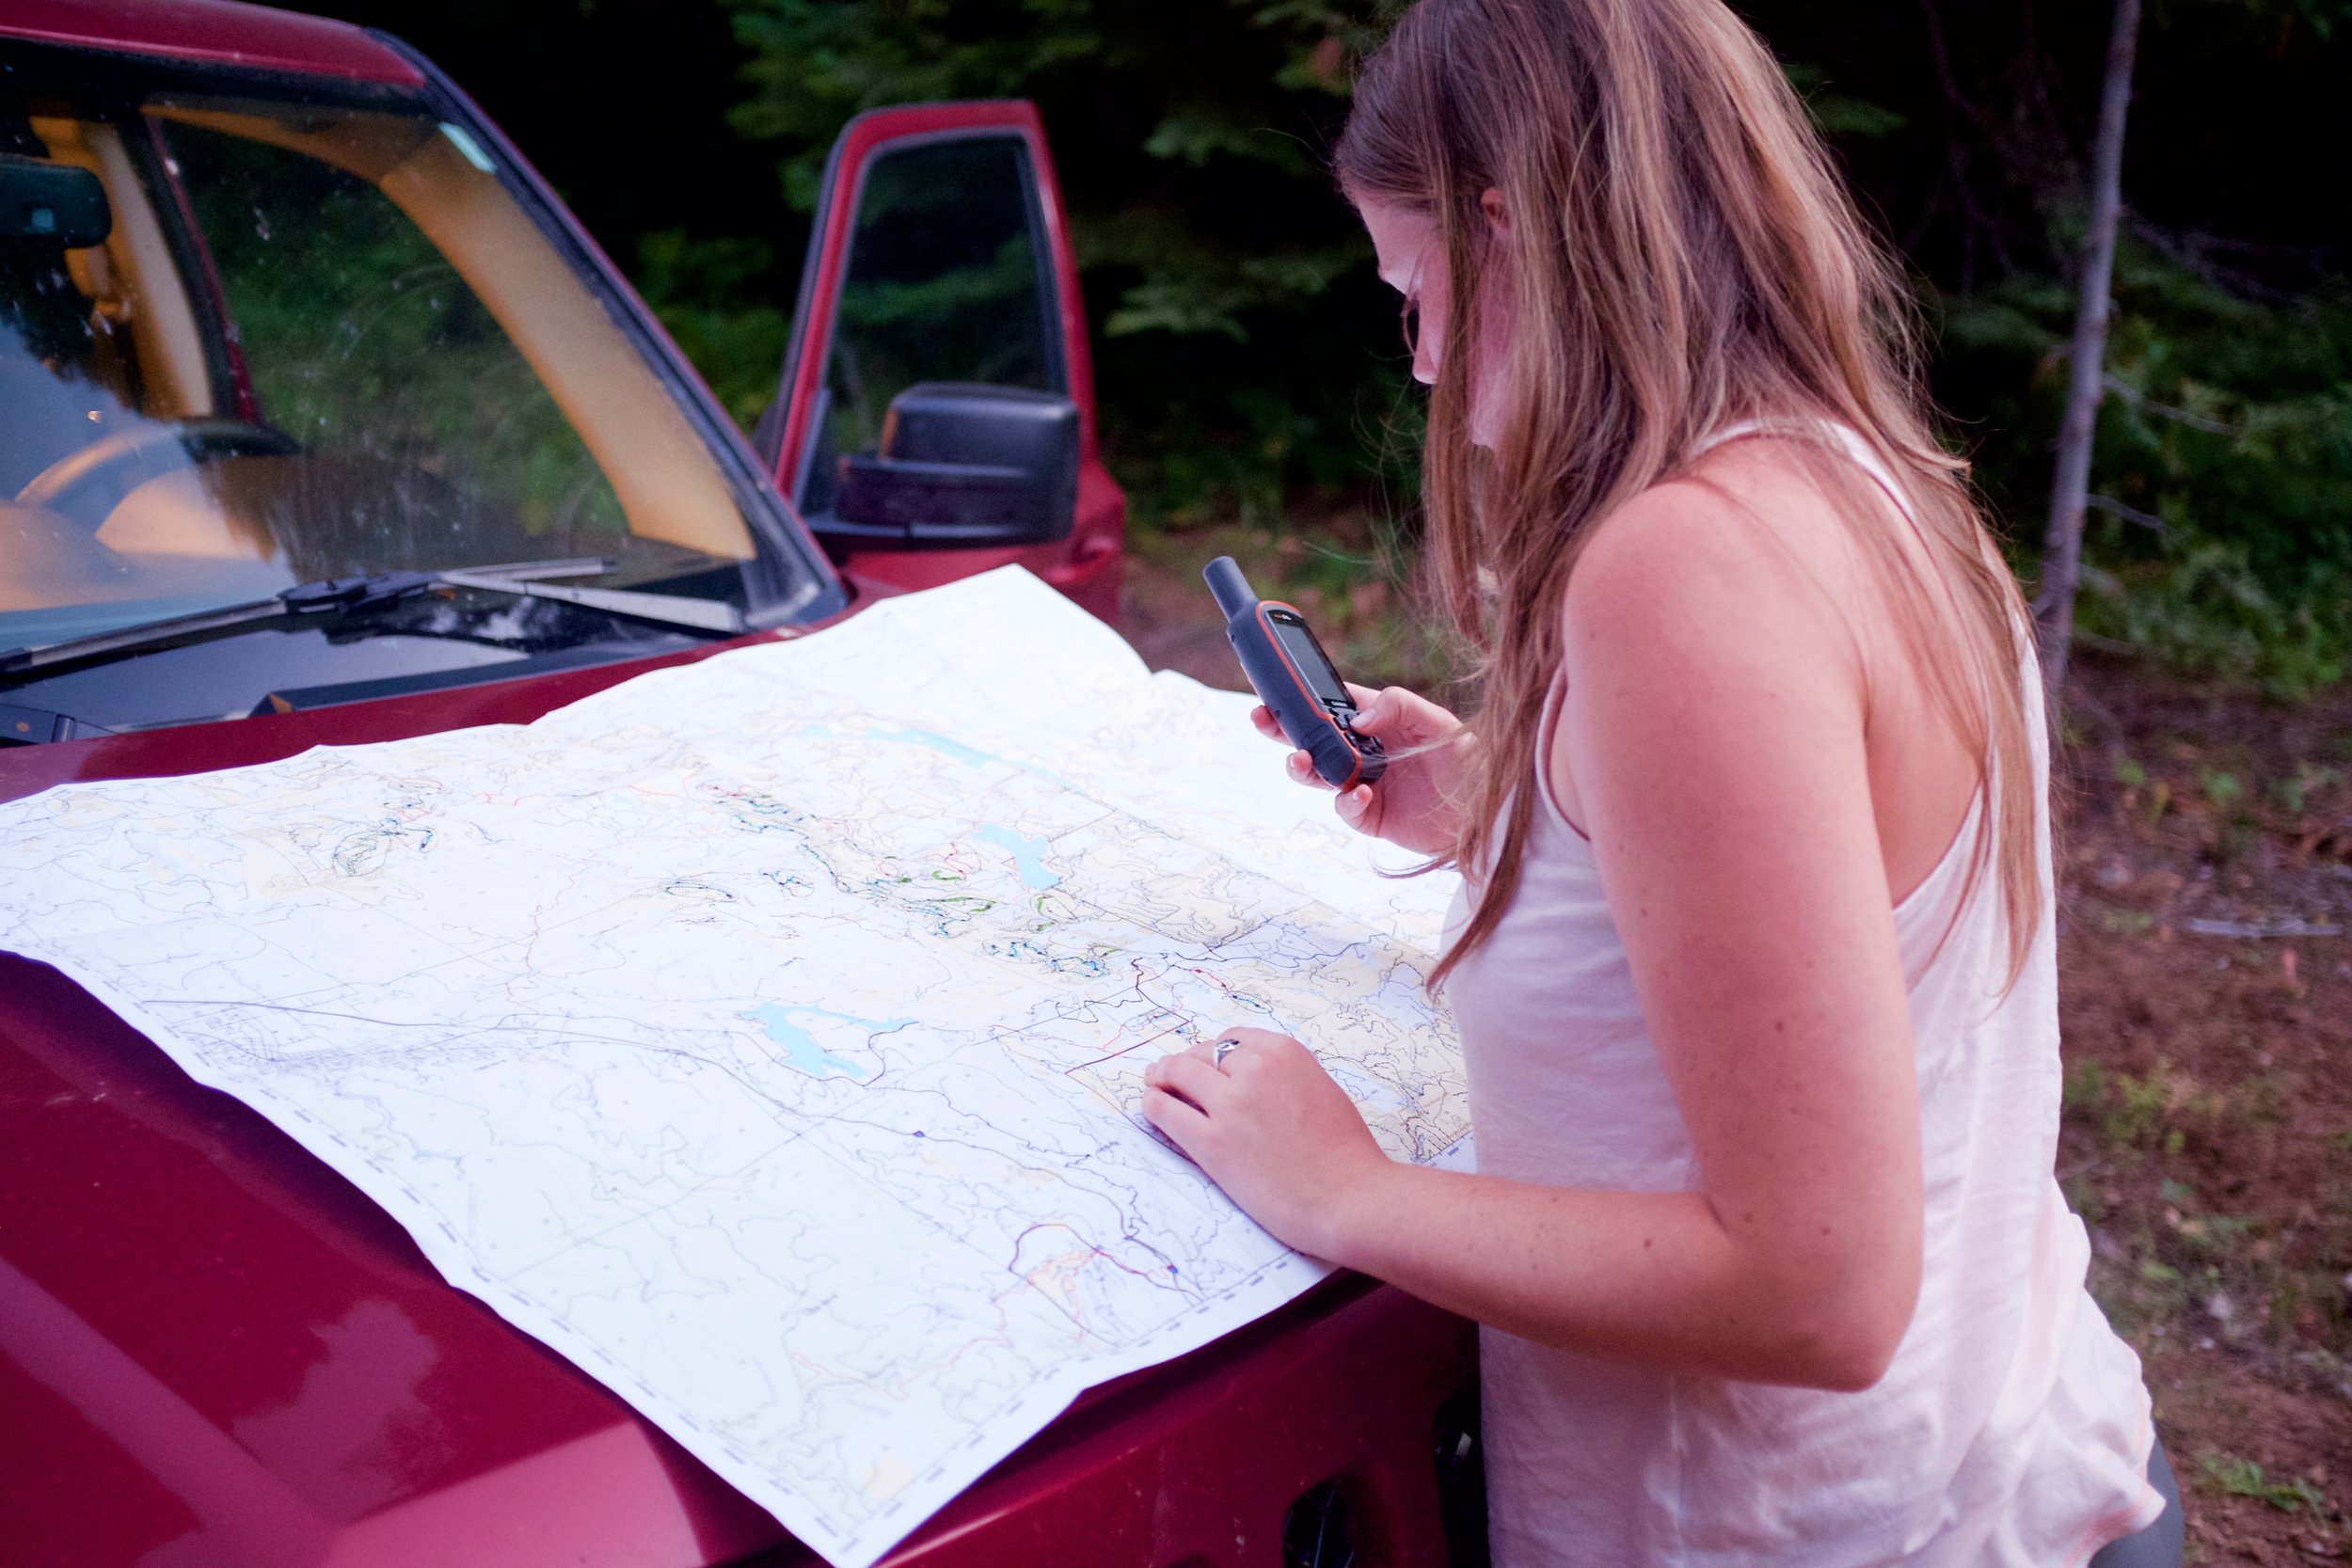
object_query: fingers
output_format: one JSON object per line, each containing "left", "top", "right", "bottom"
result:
{"left": 1167, "top": 1039, "right": 1227, "bottom": 1075}
{"left": 1199, "top": 1026, "right": 1292, "bottom": 1061}
{"left": 1143, "top": 1028, "right": 1310, "bottom": 1168}
{"left": 1146, "top": 1027, "right": 1286, "bottom": 1097}
{"left": 1283, "top": 750, "right": 1335, "bottom": 792}
{"left": 1333, "top": 784, "right": 1376, "bottom": 831}
{"left": 1347, "top": 685, "right": 1465, "bottom": 746}
{"left": 1140, "top": 1085, "right": 1210, "bottom": 1147}
{"left": 1144, "top": 1050, "right": 1231, "bottom": 1108}
{"left": 1258, "top": 705, "right": 1335, "bottom": 794}
{"left": 1346, "top": 686, "right": 1396, "bottom": 736}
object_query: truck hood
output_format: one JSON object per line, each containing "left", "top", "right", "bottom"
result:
{"left": 0, "top": 638, "right": 820, "bottom": 1568}
{"left": 0, "top": 583, "right": 1470, "bottom": 1568}
{"left": 0, "top": 953, "right": 793, "bottom": 1568}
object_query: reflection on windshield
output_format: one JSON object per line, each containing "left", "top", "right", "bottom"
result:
{"left": 0, "top": 115, "right": 272, "bottom": 641}
{"left": 168, "top": 114, "right": 635, "bottom": 565}
{"left": 0, "top": 79, "right": 803, "bottom": 678}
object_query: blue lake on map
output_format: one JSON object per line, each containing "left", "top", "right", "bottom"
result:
{"left": 873, "top": 727, "right": 993, "bottom": 766}
{"left": 740, "top": 1004, "right": 908, "bottom": 1081}
{"left": 973, "top": 824, "right": 1061, "bottom": 889}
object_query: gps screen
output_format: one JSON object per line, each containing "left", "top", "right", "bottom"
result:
{"left": 1267, "top": 610, "right": 1348, "bottom": 705}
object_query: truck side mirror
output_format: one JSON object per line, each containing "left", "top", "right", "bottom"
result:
{"left": 768, "top": 103, "right": 1127, "bottom": 621}
{"left": 830, "top": 383, "right": 1077, "bottom": 548}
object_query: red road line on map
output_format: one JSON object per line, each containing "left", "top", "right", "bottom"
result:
{"left": 1061, "top": 1020, "right": 1190, "bottom": 1076}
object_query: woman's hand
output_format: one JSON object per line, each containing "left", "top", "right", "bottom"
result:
{"left": 1252, "top": 683, "right": 1470, "bottom": 855}
{"left": 1140, "top": 1026, "right": 1393, "bottom": 1260}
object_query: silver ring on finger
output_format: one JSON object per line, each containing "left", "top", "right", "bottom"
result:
{"left": 1212, "top": 1037, "right": 1243, "bottom": 1070}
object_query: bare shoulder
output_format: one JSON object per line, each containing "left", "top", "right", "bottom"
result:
{"left": 1564, "top": 435, "right": 1873, "bottom": 676}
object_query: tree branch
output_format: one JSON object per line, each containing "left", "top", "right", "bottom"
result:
{"left": 2033, "top": 0, "right": 2143, "bottom": 699}
{"left": 2099, "top": 373, "right": 2238, "bottom": 436}
{"left": 2085, "top": 492, "right": 2166, "bottom": 532}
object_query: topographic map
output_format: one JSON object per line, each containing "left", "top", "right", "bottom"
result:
{"left": 0, "top": 568, "right": 1467, "bottom": 1568}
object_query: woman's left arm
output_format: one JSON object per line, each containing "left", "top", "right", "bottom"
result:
{"left": 1144, "top": 472, "right": 1926, "bottom": 1391}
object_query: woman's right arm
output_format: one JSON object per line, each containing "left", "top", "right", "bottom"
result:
{"left": 1252, "top": 682, "right": 1471, "bottom": 854}
{"left": 1161, "top": 468, "right": 1927, "bottom": 1392}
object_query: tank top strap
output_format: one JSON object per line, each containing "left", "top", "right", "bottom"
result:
{"left": 1687, "top": 416, "right": 1921, "bottom": 529}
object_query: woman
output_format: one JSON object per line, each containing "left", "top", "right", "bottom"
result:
{"left": 1139, "top": 2, "right": 2179, "bottom": 1563}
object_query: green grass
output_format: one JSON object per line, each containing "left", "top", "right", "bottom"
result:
{"left": 2199, "top": 1449, "right": 2330, "bottom": 1514}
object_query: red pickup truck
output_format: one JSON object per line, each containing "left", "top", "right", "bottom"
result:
{"left": 0, "top": 3, "right": 1480, "bottom": 1563}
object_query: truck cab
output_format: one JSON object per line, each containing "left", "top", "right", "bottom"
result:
{"left": 0, "top": 3, "right": 1478, "bottom": 1563}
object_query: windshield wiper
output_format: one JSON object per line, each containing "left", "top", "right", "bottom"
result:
{"left": 0, "top": 558, "right": 746, "bottom": 677}
{"left": 432, "top": 563, "right": 746, "bottom": 635}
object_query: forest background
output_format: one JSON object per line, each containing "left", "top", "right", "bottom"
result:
{"left": 302, "top": 2, "right": 2352, "bottom": 1559}
{"left": 306, "top": 0, "right": 2352, "bottom": 697}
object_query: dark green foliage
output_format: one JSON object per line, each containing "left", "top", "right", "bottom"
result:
{"left": 2089, "top": 274, "right": 2352, "bottom": 696}
{"left": 306, "top": 0, "right": 2352, "bottom": 691}
{"left": 1940, "top": 259, "right": 2352, "bottom": 694}
{"left": 1904, "top": 0, "right": 2352, "bottom": 694}
{"left": 633, "top": 232, "right": 793, "bottom": 434}
{"left": 1744, "top": 1, "right": 2352, "bottom": 695}
{"left": 717, "top": 0, "right": 1416, "bottom": 521}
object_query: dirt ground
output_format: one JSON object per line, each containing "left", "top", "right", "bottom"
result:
{"left": 1120, "top": 518, "right": 2352, "bottom": 1563}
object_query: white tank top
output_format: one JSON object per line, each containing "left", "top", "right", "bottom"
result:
{"left": 1440, "top": 423, "right": 2164, "bottom": 1566}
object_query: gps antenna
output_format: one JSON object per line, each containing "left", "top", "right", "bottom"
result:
{"left": 1202, "top": 556, "right": 1257, "bottom": 621}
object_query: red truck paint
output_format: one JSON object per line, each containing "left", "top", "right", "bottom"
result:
{"left": 0, "top": 0, "right": 422, "bottom": 84}
{"left": 0, "top": 4, "right": 1479, "bottom": 1564}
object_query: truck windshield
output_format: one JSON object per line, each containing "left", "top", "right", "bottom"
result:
{"left": 0, "top": 46, "right": 829, "bottom": 734}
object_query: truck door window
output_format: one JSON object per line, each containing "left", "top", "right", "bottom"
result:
{"left": 801, "top": 135, "right": 1061, "bottom": 516}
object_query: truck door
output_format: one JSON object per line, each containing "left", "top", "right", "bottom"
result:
{"left": 764, "top": 101, "right": 1124, "bottom": 624}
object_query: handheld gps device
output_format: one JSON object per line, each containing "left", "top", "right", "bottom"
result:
{"left": 1204, "top": 555, "right": 1387, "bottom": 790}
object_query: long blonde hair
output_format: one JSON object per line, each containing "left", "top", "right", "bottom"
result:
{"left": 1334, "top": 0, "right": 2040, "bottom": 990}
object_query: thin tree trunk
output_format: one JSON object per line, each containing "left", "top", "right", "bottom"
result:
{"left": 2034, "top": 0, "right": 2142, "bottom": 698}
